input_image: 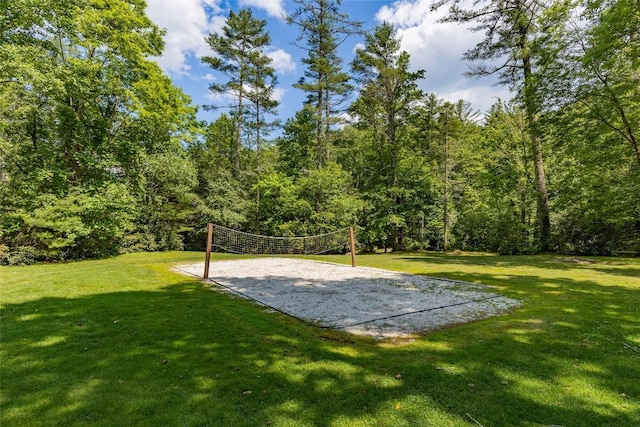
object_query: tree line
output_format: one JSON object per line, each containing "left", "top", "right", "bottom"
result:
{"left": 1, "top": 0, "right": 638, "bottom": 264}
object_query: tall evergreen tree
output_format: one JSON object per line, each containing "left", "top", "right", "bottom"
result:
{"left": 287, "top": 0, "right": 361, "bottom": 167}
{"left": 202, "top": 9, "right": 276, "bottom": 177}
{"left": 246, "top": 50, "right": 279, "bottom": 169}
{"left": 412, "top": 97, "right": 480, "bottom": 251}
{"left": 350, "top": 23, "right": 424, "bottom": 189}
{"left": 348, "top": 23, "right": 426, "bottom": 250}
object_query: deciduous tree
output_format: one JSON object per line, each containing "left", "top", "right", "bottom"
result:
{"left": 433, "top": 0, "right": 571, "bottom": 251}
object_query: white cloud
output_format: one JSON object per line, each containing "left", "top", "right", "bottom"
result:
{"left": 442, "top": 84, "right": 512, "bottom": 117}
{"left": 240, "top": 0, "right": 287, "bottom": 19}
{"left": 205, "top": 90, "right": 231, "bottom": 103}
{"left": 376, "top": 0, "right": 431, "bottom": 28}
{"left": 146, "top": 0, "right": 223, "bottom": 76}
{"left": 208, "top": 15, "right": 227, "bottom": 37}
{"left": 336, "top": 111, "right": 356, "bottom": 128}
{"left": 374, "top": 0, "right": 513, "bottom": 113}
{"left": 202, "top": 73, "right": 216, "bottom": 81}
{"left": 272, "top": 87, "right": 286, "bottom": 102}
{"left": 205, "top": 84, "right": 284, "bottom": 103}
{"left": 267, "top": 48, "right": 296, "bottom": 74}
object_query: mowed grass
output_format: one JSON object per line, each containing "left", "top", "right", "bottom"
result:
{"left": 1, "top": 251, "right": 639, "bottom": 426}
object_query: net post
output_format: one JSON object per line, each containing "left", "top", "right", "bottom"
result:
{"left": 349, "top": 227, "right": 357, "bottom": 267}
{"left": 204, "top": 223, "right": 213, "bottom": 279}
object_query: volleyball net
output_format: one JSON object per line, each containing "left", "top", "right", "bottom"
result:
{"left": 203, "top": 224, "right": 356, "bottom": 278}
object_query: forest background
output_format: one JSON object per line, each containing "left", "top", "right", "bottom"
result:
{"left": 1, "top": 0, "right": 638, "bottom": 264}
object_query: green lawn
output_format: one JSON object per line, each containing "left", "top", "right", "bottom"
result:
{"left": 1, "top": 251, "right": 639, "bottom": 426}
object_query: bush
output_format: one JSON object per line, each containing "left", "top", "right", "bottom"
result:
{"left": 4, "top": 183, "right": 135, "bottom": 261}
{"left": 553, "top": 215, "right": 621, "bottom": 256}
{"left": 0, "top": 245, "right": 39, "bottom": 266}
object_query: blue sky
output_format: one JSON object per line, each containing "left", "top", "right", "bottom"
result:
{"left": 145, "top": 0, "right": 512, "bottom": 127}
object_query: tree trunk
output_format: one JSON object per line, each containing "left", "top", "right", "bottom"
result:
{"left": 316, "top": 89, "right": 323, "bottom": 167}
{"left": 255, "top": 98, "right": 261, "bottom": 233}
{"left": 531, "top": 128, "right": 551, "bottom": 251}
{"left": 523, "top": 55, "right": 551, "bottom": 251}
{"left": 235, "top": 90, "right": 243, "bottom": 177}
{"left": 443, "top": 111, "right": 449, "bottom": 251}
{"left": 325, "top": 87, "right": 331, "bottom": 163}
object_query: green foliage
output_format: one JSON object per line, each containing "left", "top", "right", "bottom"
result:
{"left": 0, "top": 0, "right": 200, "bottom": 261}
{"left": 297, "top": 162, "right": 363, "bottom": 232}
{"left": 185, "top": 114, "right": 251, "bottom": 249}
{"left": 573, "top": 0, "right": 640, "bottom": 170}
{"left": 2, "top": 183, "right": 134, "bottom": 262}
{"left": 254, "top": 163, "right": 362, "bottom": 236}
{"left": 2, "top": 0, "right": 638, "bottom": 260}
{"left": 195, "top": 167, "right": 249, "bottom": 230}
{"left": 346, "top": 24, "right": 428, "bottom": 251}
{"left": 254, "top": 170, "right": 308, "bottom": 234}
{"left": 276, "top": 107, "right": 318, "bottom": 176}
{"left": 451, "top": 101, "right": 536, "bottom": 254}
{"left": 433, "top": 0, "right": 565, "bottom": 251}
{"left": 546, "top": 101, "right": 640, "bottom": 254}
{"left": 129, "top": 152, "right": 199, "bottom": 252}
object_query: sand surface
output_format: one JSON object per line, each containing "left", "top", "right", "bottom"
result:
{"left": 174, "top": 258, "right": 520, "bottom": 339}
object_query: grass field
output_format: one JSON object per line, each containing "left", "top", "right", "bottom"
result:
{"left": 1, "top": 251, "right": 639, "bottom": 426}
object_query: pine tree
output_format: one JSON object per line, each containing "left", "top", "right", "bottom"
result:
{"left": 287, "top": 0, "right": 361, "bottom": 167}
{"left": 202, "top": 9, "right": 276, "bottom": 177}
{"left": 350, "top": 23, "right": 424, "bottom": 189}
{"left": 349, "top": 23, "right": 425, "bottom": 250}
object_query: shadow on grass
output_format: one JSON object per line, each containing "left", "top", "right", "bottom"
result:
{"left": 398, "top": 251, "right": 640, "bottom": 274}
{"left": 2, "top": 272, "right": 639, "bottom": 426}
